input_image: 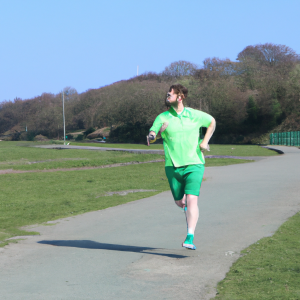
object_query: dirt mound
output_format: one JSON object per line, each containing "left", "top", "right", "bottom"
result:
{"left": 34, "top": 134, "right": 49, "bottom": 141}
{"left": 0, "top": 125, "right": 23, "bottom": 141}
{"left": 274, "top": 113, "right": 300, "bottom": 132}
{"left": 87, "top": 127, "right": 110, "bottom": 139}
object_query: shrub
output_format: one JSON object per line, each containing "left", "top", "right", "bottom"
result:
{"left": 75, "top": 134, "right": 84, "bottom": 141}
{"left": 84, "top": 127, "right": 95, "bottom": 137}
{"left": 109, "top": 122, "right": 149, "bottom": 143}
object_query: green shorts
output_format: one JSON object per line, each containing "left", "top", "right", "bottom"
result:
{"left": 165, "top": 164, "right": 205, "bottom": 201}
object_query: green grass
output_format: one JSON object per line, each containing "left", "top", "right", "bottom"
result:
{"left": 0, "top": 162, "right": 170, "bottom": 246}
{"left": 0, "top": 141, "right": 258, "bottom": 246}
{"left": 0, "top": 141, "right": 164, "bottom": 171}
{"left": 71, "top": 142, "right": 279, "bottom": 156}
{"left": 71, "top": 141, "right": 165, "bottom": 150}
{"left": 0, "top": 142, "right": 256, "bottom": 171}
{"left": 214, "top": 212, "right": 300, "bottom": 299}
{"left": 0, "top": 159, "right": 251, "bottom": 247}
{"left": 206, "top": 158, "right": 253, "bottom": 167}
{"left": 208, "top": 145, "right": 278, "bottom": 157}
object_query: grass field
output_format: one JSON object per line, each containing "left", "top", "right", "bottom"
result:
{"left": 71, "top": 142, "right": 279, "bottom": 156}
{"left": 214, "top": 211, "right": 300, "bottom": 299}
{"left": 0, "top": 141, "right": 164, "bottom": 171}
{"left": 0, "top": 141, "right": 257, "bottom": 246}
{"left": 1, "top": 141, "right": 298, "bottom": 297}
{"left": 0, "top": 162, "right": 170, "bottom": 246}
{"left": 0, "top": 142, "right": 256, "bottom": 171}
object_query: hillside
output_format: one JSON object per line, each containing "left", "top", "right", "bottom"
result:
{"left": 1, "top": 43, "right": 300, "bottom": 144}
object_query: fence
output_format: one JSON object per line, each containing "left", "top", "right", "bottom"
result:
{"left": 270, "top": 131, "right": 300, "bottom": 146}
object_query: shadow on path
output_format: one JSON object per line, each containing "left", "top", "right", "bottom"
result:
{"left": 38, "top": 240, "right": 188, "bottom": 259}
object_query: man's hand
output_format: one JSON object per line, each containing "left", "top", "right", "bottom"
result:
{"left": 199, "top": 141, "right": 210, "bottom": 152}
{"left": 147, "top": 131, "right": 156, "bottom": 146}
{"left": 200, "top": 118, "right": 215, "bottom": 151}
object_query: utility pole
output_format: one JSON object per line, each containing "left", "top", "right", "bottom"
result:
{"left": 62, "top": 91, "right": 66, "bottom": 145}
{"left": 137, "top": 65, "right": 139, "bottom": 76}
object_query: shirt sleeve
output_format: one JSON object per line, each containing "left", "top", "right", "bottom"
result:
{"left": 193, "top": 109, "right": 213, "bottom": 127}
{"left": 149, "top": 115, "right": 163, "bottom": 134}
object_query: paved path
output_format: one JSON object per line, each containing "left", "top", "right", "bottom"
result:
{"left": 1, "top": 146, "right": 300, "bottom": 299}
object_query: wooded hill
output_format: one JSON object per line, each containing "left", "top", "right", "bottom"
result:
{"left": 1, "top": 43, "right": 300, "bottom": 144}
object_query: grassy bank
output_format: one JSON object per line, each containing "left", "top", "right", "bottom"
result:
{"left": 214, "top": 212, "right": 300, "bottom": 299}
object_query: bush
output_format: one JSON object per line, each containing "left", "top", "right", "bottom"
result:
{"left": 26, "top": 131, "right": 36, "bottom": 141}
{"left": 109, "top": 122, "right": 149, "bottom": 143}
{"left": 66, "top": 134, "right": 73, "bottom": 140}
{"left": 84, "top": 127, "right": 96, "bottom": 137}
{"left": 75, "top": 134, "right": 84, "bottom": 141}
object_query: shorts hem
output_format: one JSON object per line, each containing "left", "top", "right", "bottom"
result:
{"left": 184, "top": 190, "right": 200, "bottom": 196}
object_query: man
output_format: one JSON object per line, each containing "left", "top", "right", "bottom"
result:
{"left": 148, "top": 84, "right": 216, "bottom": 250}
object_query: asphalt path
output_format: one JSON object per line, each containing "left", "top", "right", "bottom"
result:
{"left": 1, "top": 146, "right": 300, "bottom": 299}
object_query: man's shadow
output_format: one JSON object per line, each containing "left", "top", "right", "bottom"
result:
{"left": 38, "top": 240, "right": 188, "bottom": 259}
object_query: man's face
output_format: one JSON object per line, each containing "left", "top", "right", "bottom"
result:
{"left": 166, "top": 89, "right": 178, "bottom": 104}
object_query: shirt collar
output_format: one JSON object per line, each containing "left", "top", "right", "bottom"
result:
{"left": 169, "top": 106, "right": 186, "bottom": 117}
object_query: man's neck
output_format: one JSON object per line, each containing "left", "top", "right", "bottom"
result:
{"left": 171, "top": 102, "right": 184, "bottom": 114}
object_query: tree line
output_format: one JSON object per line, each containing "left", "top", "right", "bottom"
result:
{"left": 1, "top": 43, "right": 299, "bottom": 143}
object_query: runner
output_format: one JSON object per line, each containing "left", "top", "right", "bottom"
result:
{"left": 147, "top": 84, "right": 216, "bottom": 250}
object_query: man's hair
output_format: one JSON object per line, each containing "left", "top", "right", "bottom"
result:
{"left": 169, "top": 84, "right": 188, "bottom": 99}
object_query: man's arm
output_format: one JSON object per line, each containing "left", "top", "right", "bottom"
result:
{"left": 147, "top": 121, "right": 168, "bottom": 146}
{"left": 199, "top": 118, "right": 216, "bottom": 151}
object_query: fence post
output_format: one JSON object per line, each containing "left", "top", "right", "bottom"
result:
{"left": 278, "top": 132, "right": 282, "bottom": 145}
{"left": 284, "top": 132, "right": 287, "bottom": 145}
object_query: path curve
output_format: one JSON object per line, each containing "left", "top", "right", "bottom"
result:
{"left": 0, "top": 146, "right": 299, "bottom": 300}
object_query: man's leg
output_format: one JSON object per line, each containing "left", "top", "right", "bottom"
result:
{"left": 176, "top": 194, "right": 199, "bottom": 249}
{"left": 185, "top": 194, "right": 199, "bottom": 235}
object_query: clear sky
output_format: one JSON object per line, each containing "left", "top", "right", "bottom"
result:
{"left": 1, "top": 0, "right": 299, "bottom": 102}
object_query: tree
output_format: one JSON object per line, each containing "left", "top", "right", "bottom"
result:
{"left": 202, "top": 57, "right": 237, "bottom": 76}
{"left": 161, "top": 60, "right": 197, "bottom": 77}
{"left": 237, "top": 43, "right": 299, "bottom": 69}
{"left": 63, "top": 87, "right": 79, "bottom": 102}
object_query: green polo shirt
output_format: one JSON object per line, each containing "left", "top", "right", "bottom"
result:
{"left": 150, "top": 107, "right": 213, "bottom": 167}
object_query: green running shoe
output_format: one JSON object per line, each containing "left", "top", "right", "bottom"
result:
{"left": 182, "top": 234, "right": 196, "bottom": 250}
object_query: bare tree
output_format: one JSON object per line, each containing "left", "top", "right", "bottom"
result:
{"left": 237, "top": 43, "right": 299, "bottom": 68}
{"left": 161, "top": 60, "right": 197, "bottom": 77}
{"left": 202, "top": 57, "right": 236, "bottom": 76}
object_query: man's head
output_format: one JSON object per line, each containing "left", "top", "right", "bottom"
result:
{"left": 166, "top": 84, "right": 188, "bottom": 106}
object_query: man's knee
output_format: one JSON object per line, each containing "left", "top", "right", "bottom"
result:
{"left": 186, "top": 194, "right": 198, "bottom": 206}
{"left": 175, "top": 197, "right": 186, "bottom": 208}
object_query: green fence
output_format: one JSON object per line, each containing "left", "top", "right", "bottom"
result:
{"left": 270, "top": 131, "right": 300, "bottom": 146}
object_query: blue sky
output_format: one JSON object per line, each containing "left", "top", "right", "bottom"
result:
{"left": 1, "top": 0, "right": 299, "bottom": 102}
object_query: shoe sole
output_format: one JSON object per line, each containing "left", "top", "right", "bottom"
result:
{"left": 182, "top": 243, "right": 196, "bottom": 250}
